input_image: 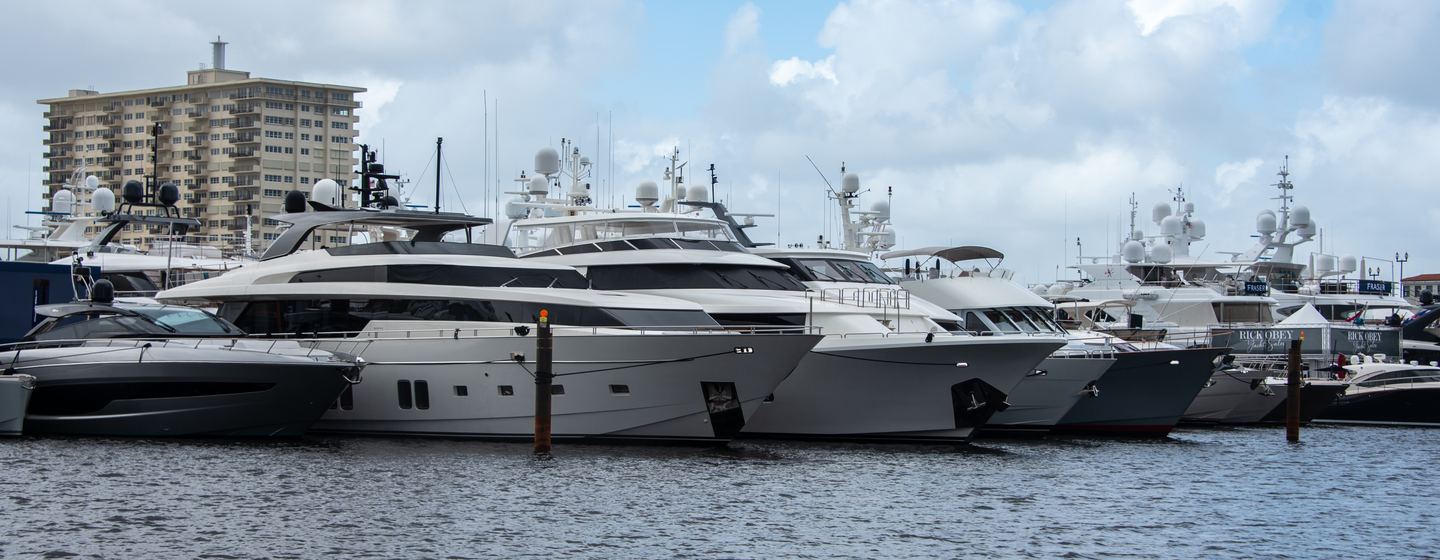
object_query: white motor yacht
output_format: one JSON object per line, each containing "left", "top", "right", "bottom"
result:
{"left": 159, "top": 179, "right": 820, "bottom": 443}
{"left": 504, "top": 146, "right": 1062, "bottom": 442}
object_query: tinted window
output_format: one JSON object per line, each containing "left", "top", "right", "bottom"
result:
{"left": 130, "top": 307, "right": 237, "bottom": 334}
{"left": 588, "top": 264, "right": 807, "bottom": 291}
{"left": 984, "top": 309, "right": 1020, "bottom": 333}
{"left": 291, "top": 265, "right": 589, "bottom": 289}
{"left": 226, "top": 298, "right": 716, "bottom": 335}
{"left": 712, "top": 313, "right": 808, "bottom": 326}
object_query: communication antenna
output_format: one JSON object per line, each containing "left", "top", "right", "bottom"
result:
{"left": 804, "top": 155, "right": 837, "bottom": 195}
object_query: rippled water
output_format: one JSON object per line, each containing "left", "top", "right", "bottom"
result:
{"left": 2, "top": 426, "right": 1436, "bottom": 558}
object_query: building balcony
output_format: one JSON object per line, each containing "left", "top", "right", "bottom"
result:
{"left": 229, "top": 165, "right": 260, "bottom": 174}
{"left": 232, "top": 150, "right": 260, "bottom": 159}
{"left": 103, "top": 103, "right": 122, "bottom": 113}
{"left": 329, "top": 98, "right": 362, "bottom": 109}
{"left": 234, "top": 120, "right": 260, "bottom": 131}
{"left": 148, "top": 99, "right": 168, "bottom": 108}
{"left": 230, "top": 134, "right": 259, "bottom": 145}
{"left": 233, "top": 104, "right": 260, "bottom": 115}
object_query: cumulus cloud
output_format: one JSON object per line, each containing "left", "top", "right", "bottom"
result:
{"left": 724, "top": 3, "right": 760, "bottom": 55}
{"left": 769, "top": 56, "right": 837, "bottom": 86}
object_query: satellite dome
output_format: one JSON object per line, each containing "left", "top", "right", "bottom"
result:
{"left": 1256, "top": 211, "right": 1277, "bottom": 235}
{"left": 1316, "top": 255, "right": 1336, "bottom": 275}
{"left": 1131, "top": 230, "right": 1143, "bottom": 241}
{"left": 1183, "top": 201, "right": 1195, "bottom": 214}
{"left": 283, "top": 190, "right": 307, "bottom": 213}
{"left": 1291, "top": 205, "right": 1311, "bottom": 227}
{"left": 534, "top": 148, "right": 560, "bottom": 176}
{"left": 1339, "top": 255, "right": 1358, "bottom": 275}
{"left": 1160, "top": 215, "right": 1183, "bottom": 236}
{"left": 312, "top": 179, "right": 341, "bottom": 207}
{"left": 527, "top": 175, "right": 550, "bottom": 196}
{"left": 1149, "top": 244, "right": 1172, "bottom": 264}
{"left": 1122, "top": 240, "right": 1145, "bottom": 263}
{"left": 870, "top": 200, "right": 890, "bottom": 220}
{"left": 92, "top": 187, "right": 116, "bottom": 214}
{"left": 1152, "top": 202, "right": 1172, "bottom": 224}
{"left": 51, "top": 189, "right": 75, "bottom": 215}
{"left": 635, "top": 181, "right": 659, "bottom": 207}
{"left": 841, "top": 173, "right": 860, "bottom": 194}
{"left": 505, "top": 199, "right": 527, "bottom": 220}
{"left": 157, "top": 182, "right": 180, "bottom": 207}
{"left": 686, "top": 185, "right": 708, "bottom": 203}
{"left": 84, "top": 175, "right": 100, "bottom": 190}
{"left": 1047, "top": 283, "right": 1071, "bottom": 296}
{"left": 1297, "top": 219, "right": 1317, "bottom": 239}
{"left": 1190, "top": 219, "right": 1206, "bottom": 239}
{"left": 579, "top": 156, "right": 591, "bottom": 167}
{"left": 121, "top": 180, "right": 144, "bottom": 204}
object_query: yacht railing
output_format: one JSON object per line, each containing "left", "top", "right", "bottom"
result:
{"left": 254, "top": 324, "right": 822, "bottom": 341}
{"left": 818, "top": 287, "right": 911, "bottom": 310}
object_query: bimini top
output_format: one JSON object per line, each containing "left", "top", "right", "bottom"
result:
{"left": 262, "top": 209, "right": 495, "bottom": 261}
{"left": 880, "top": 245, "right": 1004, "bottom": 264}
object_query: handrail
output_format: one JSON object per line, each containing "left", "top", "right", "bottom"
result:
{"left": 0, "top": 337, "right": 372, "bottom": 363}
{"left": 818, "top": 286, "right": 912, "bottom": 310}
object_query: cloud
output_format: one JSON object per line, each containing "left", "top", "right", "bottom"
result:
{"left": 769, "top": 56, "right": 837, "bottom": 86}
{"left": 1214, "top": 157, "right": 1264, "bottom": 204}
{"left": 1325, "top": 0, "right": 1440, "bottom": 108}
{"left": 724, "top": 3, "right": 760, "bottom": 55}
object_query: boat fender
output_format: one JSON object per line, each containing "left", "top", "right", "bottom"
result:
{"left": 513, "top": 325, "right": 530, "bottom": 337}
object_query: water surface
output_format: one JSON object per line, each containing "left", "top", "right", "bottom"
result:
{"left": 1, "top": 426, "right": 1435, "bottom": 558}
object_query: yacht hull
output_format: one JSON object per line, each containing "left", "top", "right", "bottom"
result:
{"left": 1314, "top": 386, "right": 1440, "bottom": 427}
{"left": 310, "top": 333, "right": 820, "bottom": 443}
{"left": 1183, "top": 368, "right": 1284, "bottom": 424}
{"left": 741, "top": 336, "right": 1063, "bottom": 442}
{"left": 0, "top": 375, "right": 33, "bottom": 435}
{"left": 13, "top": 346, "right": 358, "bottom": 437}
{"left": 978, "top": 356, "right": 1115, "bottom": 437}
{"left": 1258, "top": 380, "right": 1345, "bottom": 424}
{"left": 1053, "top": 347, "right": 1226, "bottom": 437}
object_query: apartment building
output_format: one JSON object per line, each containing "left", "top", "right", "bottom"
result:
{"left": 37, "top": 39, "right": 364, "bottom": 253}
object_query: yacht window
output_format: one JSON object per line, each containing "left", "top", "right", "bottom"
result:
{"left": 962, "top": 311, "right": 991, "bottom": 334}
{"left": 1212, "top": 303, "right": 1271, "bottom": 324}
{"left": 711, "top": 313, "right": 808, "bottom": 327}
{"left": 550, "top": 385, "right": 565, "bottom": 395}
{"left": 130, "top": 306, "right": 238, "bottom": 335}
{"left": 1028, "top": 307, "right": 1067, "bottom": 333}
{"left": 397, "top": 380, "right": 413, "bottom": 409}
{"left": 588, "top": 264, "right": 808, "bottom": 291}
{"left": 627, "top": 238, "right": 680, "bottom": 250}
{"left": 104, "top": 272, "right": 160, "bottom": 295}
{"left": 326, "top": 241, "right": 515, "bottom": 258}
{"left": 454, "top": 385, "right": 468, "bottom": 397}
{"left": 983, "top": 309, "right": 1020, "bottom": 333}
{"left": 226, "top": 298, "right": 718, "bottom": 335}
{"left": 29, "top": 314, "right": 164, "bottom": 340}
{"left": 832, "top": 260, "right": 897, "bottom": 285}
{"left": 498, "top": 385, "right": 514, "bottom": 396}
{"left": 795, "top": 259, "right": 860, "bottom": 282}
{"left": 290, "top": 265, "right": 590, "bottom": 289}
{"left": 1003, "top": 308, "right": 1040, "bottom": 332}
{"left": 557, "top": 243, "right": 602, "bottom": 255}
{"left": 414, "top": 381, "right": 430, "bottom": 410}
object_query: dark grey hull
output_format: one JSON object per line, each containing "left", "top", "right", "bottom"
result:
{"left": 1, "top": 375, "right": 32, "bottom": 435}
{"left": 978, "top": 356, "right": 1115, "bottom": 437}
{"left": 12, "top": 349, "right": 357, "bottom": 437}
{"left": 1054, "top": 347, "right": 1227, "bottom": 437}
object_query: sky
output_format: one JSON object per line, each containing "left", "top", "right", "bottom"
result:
{"left": 2, "top": 0, "right": 1437, "bottom": 285}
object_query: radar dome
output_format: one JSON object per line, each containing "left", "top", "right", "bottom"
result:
{"left": 1122, "top": 240, "right": 1145, "bottom": 263}
{"left": 870, "top": 200, "right": 890, "bottom": 220}
{"left": 1291, "top": 205, "right": 1311, "bottom": 227}
{"left": 1149, "top": 244, "right": 1173, "bottom": 264}
{"left": 1339, "top": 255, "right": 1358, "bottom": 275}
{"left": 121, "top": 180, "right": 144, "bottom": 204}
{"left": 1190, "top": 219, "right": 1206, "bottom": 239}
{"left": 1131, "top": 230, "right": 1143, "bottom": 241}
{"left": 92, "top": 187, "right": 116, "bottom": 214}
{"left": 1183, "top": 201, "right": 1195, "bottom": 214}
{"left": 1047, "top": 283, "right": 1071, "bottom": 296}
{"left": 527, "top": 175, "right": 549, "bottom": 196}
{"left": 84, "top": 175, "right": 100, "bottom": 190}
{"left": 534, "top": 148, "right": 560, "bottom": 176}
{"left": 841, "top": 173, "right": 860, "bottom": 194}
{"left": 283, "top": 190, "right": 307, "bottom": 213}
{"left": 157, "top": 182, "right": 180, "bottom": 207}
{"left": 1256, "top": 211, "right": 1277, "bottom": 235}
{"left": 1160, "top": 215, "right": 1183, "bottom": 236}
{"left": 1152, "top": 202, "right": 1172, "bottom": 225}
{"left": 1316, "top": 255, "right": 1336, "bottom": 275}
{"left": 312, "top": 179, "right": 341, "bottom": 207}
{"left": 686, "top": 185, "right": 708, "bottom": 203}
{"left": 51, "top": 189, "right": 75, "bottom": 215}
{"left": 635, "top": 181, "right": 660, "bottom": 207}
{"left": 579, "top": 156, "right": 591, "bottom": 167}
{"left": 1297, "top": 219, "right": 1317, "bottom": 239}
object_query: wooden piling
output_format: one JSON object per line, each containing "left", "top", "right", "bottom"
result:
{"left": 1286, "top": 338, "right": 1301, "bottom": 443}
{"left": 534, "top": 309, "right": 553, "bottom": 454}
